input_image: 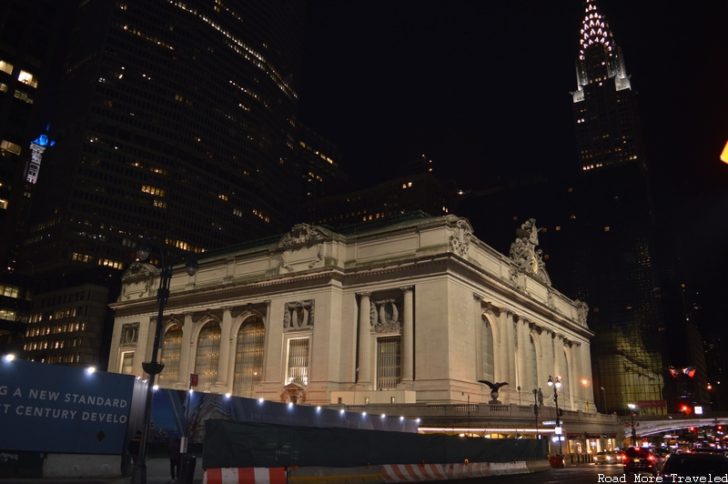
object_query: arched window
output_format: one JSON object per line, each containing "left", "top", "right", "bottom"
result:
{"left": 195, "top": 321, "right": 221, "bottom": 388}
{"left": 159, "top": 324, "right": 182, "bottom": 386}
{"left": 233, "top": 316, "right": 265, "bottom": 396}
{"left": 482, "top": 319, "right": 495, "bottom": 382}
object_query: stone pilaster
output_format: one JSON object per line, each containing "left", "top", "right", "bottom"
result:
{"left": 401, "top": 286, "right": 414, "bottom": 382}
{"left": 216, "top": 308, "right": 233, "bottom": 388}
{"left": 179, "top": 313, "right": 194, "bottom": 386}
{"left": 357, "top": 292, "right": 372, "bottom": 387}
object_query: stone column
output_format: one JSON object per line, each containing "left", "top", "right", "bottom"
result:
{"left": 503, "top": 312, "right": 517, "bottom": 387}
{"left": 179, "top": 313, "right": 194, "bottom": 386}
{"left": 516, "top": 317, "right": 528, "bottom": 395}
{"left": 581, "top": 342, "right": 594, "bottom": 408}
{"left": 136, "top": 316, "right": 153, "bottom": 375}
{"left": 473, "top": 295, "right": 484, "bottom": 381}
{"left": 357, "top": 292, "right": 372, "bottom": 386}
{"left": 216, "top": 308, "right": 233, "bottom": 387}
{"left": 401, "top": 286, "right": 414, "bottom": 382}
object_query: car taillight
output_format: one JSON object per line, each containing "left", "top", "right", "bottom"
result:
{"left": 648, "top": 455, "right": 657, "bottom": 462}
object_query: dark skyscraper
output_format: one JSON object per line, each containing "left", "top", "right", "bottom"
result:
{"left": 7, "top": 1, "right": 315, "bottom": 366}
{"left": 567, "top": 0, "right": 666, "bottom": 416}
{"left": 572, "top": 0, "right": 644, "bottom": 173}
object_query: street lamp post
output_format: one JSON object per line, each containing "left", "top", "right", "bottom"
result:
{"left": 133, "top": 241, "right": 198, "bottom": 484}
{"left": 627, "top": 403, "right": 638, "bottom": 446}
{"left": 548, "top": 375, "right": 563, "bottom": 457}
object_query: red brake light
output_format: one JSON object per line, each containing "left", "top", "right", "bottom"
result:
{"left": 648, "top": 455, "right": 657, "bottom": 462}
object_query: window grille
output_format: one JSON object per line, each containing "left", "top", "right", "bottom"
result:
{"left": 195, "top": 322, "right": 221, "bottom": 387}
{"left": 377, "top": 336, "right": 401, "bottom": 390}
{"left": 119, "top": 351, "right": 134, "bottom": 374}
{"left": 233, "top": 317, "right": 265, "bottom": 396}
{"left": 287, "top": 338, "right": 309, "bottom": 385}
{"left": 159, "top": 326, "right": 182, "bottom": 385}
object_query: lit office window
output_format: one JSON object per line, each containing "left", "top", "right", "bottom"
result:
{"left": 0, "top": 140, "right": 21, "bottom": 155}
{"left": 17, "top": 70, "right": 38, "bottom": 88}
{"left": 0, "top": 60, "right": 12, "bottom": 75}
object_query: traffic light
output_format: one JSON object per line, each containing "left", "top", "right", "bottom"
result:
{"left": 679, "top": 404, "right": 692, "bottom": 415}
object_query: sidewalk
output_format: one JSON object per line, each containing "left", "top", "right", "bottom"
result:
{"left": 0, "top": 457, "right": 205, "bottom": 484}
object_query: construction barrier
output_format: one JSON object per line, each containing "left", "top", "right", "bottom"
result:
{"left": 381, "top": 461, "right": 529, "bottom": 482}
{"left": 204, "top": 467, "right": 287, "bottom": 484}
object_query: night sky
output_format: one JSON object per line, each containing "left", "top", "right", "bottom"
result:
{"left": 298, "top": 1, "right": 728, "bottom": 333}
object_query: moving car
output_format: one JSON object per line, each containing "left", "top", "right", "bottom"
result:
{"left": 623, "top": 447, "right": 657, "bottom": 476}
{"left": 593, "top": 451, "right": 619, "bottom": 465}
{"left": 660, "top": 453, "right": 728, "bottom": 482}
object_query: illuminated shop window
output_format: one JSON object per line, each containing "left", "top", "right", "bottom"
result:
{"left": 0, "top": 199, "right": 7, "bottom": 210}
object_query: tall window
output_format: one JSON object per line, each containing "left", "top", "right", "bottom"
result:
{"left": 377, "top": 336, "right": 401, "bottom": 390}
{"left": 119, "top": 351, "right": 134, "bottom": 374}
{"left": 195, "top": 321, "right": 221, "bottom": 388}
{"left": 233, "top": 317, "right": 265, "bottom": 396}
{"left": 482, "top": 320, "right": 495, "bottom": 382}
{"left": 286, "top": 338, "right": 310, "bottom": 385}
{"left": 159, "top": 325, "right": 182, "bottom": 386}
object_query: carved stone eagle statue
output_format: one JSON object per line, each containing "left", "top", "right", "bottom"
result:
{"left": 478, "top": 380, "right": 509, "bottom": 404}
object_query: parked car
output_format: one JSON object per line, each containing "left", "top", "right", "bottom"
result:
{"left": 623, "top": 447, "right": 658, "bottom": 476}
{"left": 660, "top": 453, "right": 728, "bottom": 482}
{"left": 593, "top": 451, "right": 620, "bottom": 465}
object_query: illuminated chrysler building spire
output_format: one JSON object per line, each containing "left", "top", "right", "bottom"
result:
{"left": 573, "top": 0, "right": 630, "bottom": 102}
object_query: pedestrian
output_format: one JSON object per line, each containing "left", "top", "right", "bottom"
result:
{"left": 168, "top": 436, "right": 181, "bottom": 483}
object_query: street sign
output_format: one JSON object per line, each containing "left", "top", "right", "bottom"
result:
{"left": 542, "top": 420, "right": 556, "bottom": 425}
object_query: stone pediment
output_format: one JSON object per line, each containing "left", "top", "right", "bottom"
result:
{"left": 275, "top": 223, "right": 332, "bottom": 273}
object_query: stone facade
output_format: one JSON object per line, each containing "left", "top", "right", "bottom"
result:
{"left": 108, "top": 214, "right": 595, "bottom": 411}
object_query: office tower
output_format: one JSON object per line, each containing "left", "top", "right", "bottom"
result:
{"left": 14, "top": 1, "right": 310, "bottom": 366}
{"left": 0, "top": 1, "right": 71, "bottom": 350}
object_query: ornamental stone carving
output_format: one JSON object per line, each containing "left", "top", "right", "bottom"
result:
{"left": 448, "top": 217, "right": 473, "bottom": 257}
{"left": 508, "top": 218, "right": 552, "bottom": 286}
{"left": 574, "top": 299, "right": 589, "bottom": 326}
{"left": 283, "top": 300, "right": 315, "bottom": 330}
{"left": 370, "top": 298, "right": 401, "bottom": 333}
{"left": 277, "top": 223, "right": 329, "bottom": 251}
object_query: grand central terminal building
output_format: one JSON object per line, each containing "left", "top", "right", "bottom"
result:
{"left": 108, "top": 213, "right": 621, "bottom": 455}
